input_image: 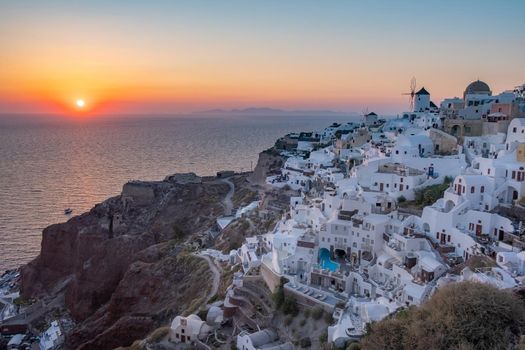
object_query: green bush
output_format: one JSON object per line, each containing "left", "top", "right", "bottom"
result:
{"left": 397, "top": 196, "right": 406, "bottom": 203}
{"left": 319, "top": 330, "right": 328, "bottom": 343}
{"left": 346, "top": 343, "right": 361, "bottom": 350}
{"left": 272, "top": 277, "right": 286, "bottom": 309}
{"left": 324, "top": 311, "right": 333, "bottom": 324}
{"left": 300, "top": 319, "right": 306, "bottom": 326}
{"left": 300, "top": 337, "right": 312, "bottom": 348}
{"left": 282, "top": 296, "right": 299, "bottom": 316}
{"left": 312, "top": 306, "right": 324, "bottom": 320}
{"left": 361, "top": 282, "right": 525, "bottom": 350}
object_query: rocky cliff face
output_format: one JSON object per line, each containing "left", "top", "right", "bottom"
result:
{"left": 249, "top": 148, "right": 285, "bottom": 184}
{"left": 21, "top": 177, "right": 229, "bottom": 349}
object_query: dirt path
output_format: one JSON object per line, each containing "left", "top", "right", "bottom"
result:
{"left": 223, "top": 178, "right": 235, "bottom": 215}
{"left": 195, "top": 253, "right": 221, "bottom": 307}
{"left": 212, "top": 178, "right": 235, "bottom": 215}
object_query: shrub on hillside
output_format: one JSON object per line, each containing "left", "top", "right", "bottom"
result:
{"left": 282, "top": 296, "right": 299, "bottom": 316}
{"left": 300, "top": 337, "right": 312, "bottom": 348}
{"left": 312, "top": 306, "right": 324, "bottom": 320}
{"left": 361, "top": 282, "right": 525, "bottom": 350}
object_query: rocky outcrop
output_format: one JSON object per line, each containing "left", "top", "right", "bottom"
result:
{"left": 249, "top": 148, "right": 285, "bottom": 184}
{"left": 20, "top": 178, "right": 229, "bottom": 349}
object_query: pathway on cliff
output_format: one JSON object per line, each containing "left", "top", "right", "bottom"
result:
{"left": 215, "top": 178, "right": 234, "bottom": 216}
{"left": 195, "top": 253, "right": 221, "bottom": 307}
{"left": 224, "top": 178, "right": 235, "bottom": 215}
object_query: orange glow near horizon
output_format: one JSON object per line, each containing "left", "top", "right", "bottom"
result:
{"left": 1, "top": 1, "right": 524, "bottom": 116}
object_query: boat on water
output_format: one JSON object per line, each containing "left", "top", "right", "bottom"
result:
{"left": 64, "top": 208, "right": 73, "bottom": 215}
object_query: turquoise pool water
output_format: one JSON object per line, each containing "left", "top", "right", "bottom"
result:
{"left": 319, "top": 248, "right": 339, "bottom": 272}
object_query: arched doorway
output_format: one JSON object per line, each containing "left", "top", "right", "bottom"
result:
{"left": 444, "top": 200, "right": 455, "bottom": 212}
{"left": 334, "top": 248, "right": 347, "bottom": 263}
{"left": 505, "top": 186, "right": 519, "bottom": 203}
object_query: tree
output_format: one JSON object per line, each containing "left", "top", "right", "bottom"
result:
{"left": 282, "top": 296, "right": 299, "bottom": 316}
{"left": 272, "top": 277, "right": 286, "bottom": 309}
{"left": 361, "top": 282, "right": 525, "bottom": 350}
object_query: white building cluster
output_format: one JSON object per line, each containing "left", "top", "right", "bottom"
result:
{"left": 253, "top": 83, "right": 525, "bottom": 346}
{"left": 167, "top": 81, "right": 525, "bottom": 349}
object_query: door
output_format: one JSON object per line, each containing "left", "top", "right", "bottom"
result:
{"left": 440, "top": 233, "right": 446, "bottom": 245}
{"left": 475, "top": 225, "right": 482, "bottom": 236}
{"left": 181, "top": 335, "right": 186, "bottom": 342}
{"left": 399, "top": 184, "right": 404, "bottom": 191}
{"left": 380, "top": 183, "right": 384, "bottom": 191}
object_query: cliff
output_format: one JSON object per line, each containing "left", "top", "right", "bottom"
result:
{"left": 20, "top": 176, "right": 229, "bottom": 349}
{"left": 249, "top": 148, "right": 285, "bottom": 184}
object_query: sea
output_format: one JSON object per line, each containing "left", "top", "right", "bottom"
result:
{"left": 0, "top": 113, "right": 355, "bottom": 272}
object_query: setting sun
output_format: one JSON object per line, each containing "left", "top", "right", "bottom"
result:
{"left": 76, "top": 99, "right": 85, "bottom": 108}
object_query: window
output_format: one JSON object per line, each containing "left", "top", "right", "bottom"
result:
{"left": 480, "top": 186, "right": 484, "bottom": 193}
{"left": 488, "top": 168, "right": 491, "bottom": 175}
{"left": 513, "top": 127, "right": 517, "bottom": 133}
{"left": 470, "top": 186, "right": 475, "bottom": 193}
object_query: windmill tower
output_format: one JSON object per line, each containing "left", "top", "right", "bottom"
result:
{"left": 401, "top": 77, "right": 417, "bottom": 111}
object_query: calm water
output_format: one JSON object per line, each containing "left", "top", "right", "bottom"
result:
{"left": 0, "top": 114, "right": 352, "bottom": 271}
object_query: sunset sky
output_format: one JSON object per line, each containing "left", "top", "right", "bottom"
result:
{"left": 1, "top": 0, "right": 524, "bottom": 115}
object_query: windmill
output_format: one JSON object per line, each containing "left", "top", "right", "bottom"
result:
{"left": 361, "top": 107, "right": 369, "bottom": 126}
{"left": 401, "top": 77, "right": 417, "bottom": 111}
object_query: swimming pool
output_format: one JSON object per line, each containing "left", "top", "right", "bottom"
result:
{"left": 319, "top": 248, "right": 340, "bottom": 272}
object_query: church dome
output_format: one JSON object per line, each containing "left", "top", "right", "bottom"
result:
{"left": 464, "top": 80, "right": 491, "bottom": 98}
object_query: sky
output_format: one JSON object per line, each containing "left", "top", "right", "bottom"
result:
{"left": 1, "top": 0, "right": 524, "bottom": 115}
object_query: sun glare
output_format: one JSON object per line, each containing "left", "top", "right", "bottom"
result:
{"left": 76, "top": 99, "right": 85, "bottom": 109}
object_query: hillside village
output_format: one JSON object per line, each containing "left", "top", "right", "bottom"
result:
{"left": 166, "top": 80, "right": 525, "bottom": 349}
{"left": 2, "top": 80, "right": 525, "bottom": 350}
